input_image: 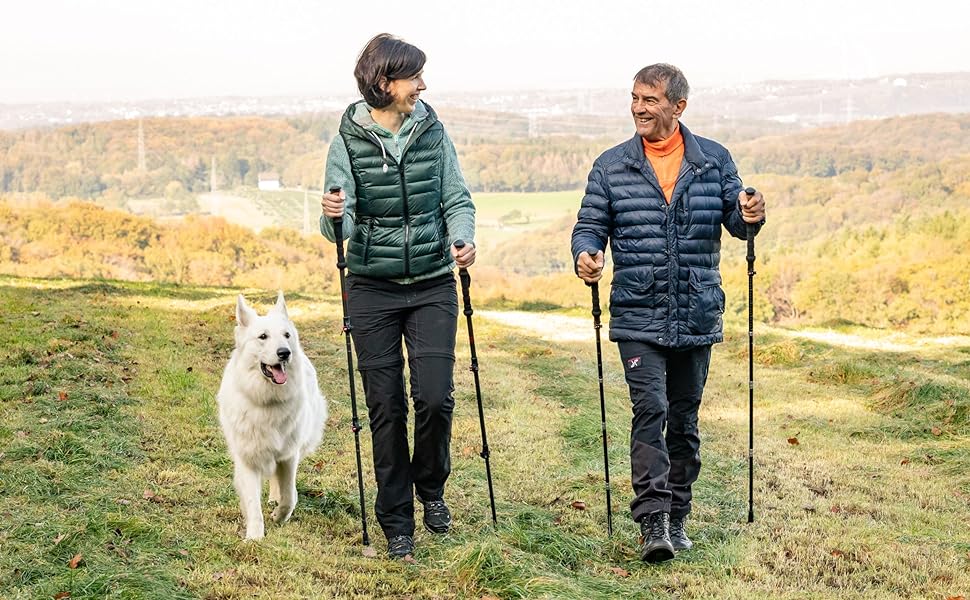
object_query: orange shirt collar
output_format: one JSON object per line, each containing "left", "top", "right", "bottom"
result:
{"left": 642, "top": 125, "right": 683, "bottom": 158}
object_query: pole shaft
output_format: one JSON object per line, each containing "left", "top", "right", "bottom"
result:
{"left": 458, "top": 268, "right": 498, "bottom": 525}
{"left": 590, "top": 281, "right": 613, "bottom": 536}
{"left": 334, "top": 215, "right": 370, "bottom": 546}
{"left": 746, "top": 224, "right": 756, "bottom": 524}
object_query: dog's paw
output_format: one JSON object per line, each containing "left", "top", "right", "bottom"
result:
{"left": 244, "top": 524, "right": 265, "bottom": 540}
{"left": 270, "top": 504, "right": 294, "bottom": 524}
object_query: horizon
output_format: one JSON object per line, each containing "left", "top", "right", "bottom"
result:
{"left": 2, "top": 68, "right": 968, "bottom": 107}
{"left": 2, "top": 0, "right": 969, "bottom": 104}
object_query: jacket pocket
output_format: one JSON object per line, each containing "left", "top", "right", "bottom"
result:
{"left": 686, "top": 266, "right": 724, "bottom": 335}
{"left": 362, "top": 218, "right": 374, "bottom": 266}
{"left": 436, "top": 212, "right": 449, "bottom": 260}
{"left": 610, "top": 268, "right": 658, "bottom": 308}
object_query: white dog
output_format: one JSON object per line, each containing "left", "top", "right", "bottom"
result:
{"left": 217, "top": 292, "right": 327, "bottom": 540}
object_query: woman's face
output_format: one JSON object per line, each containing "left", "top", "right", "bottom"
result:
{"left": 383, "top": 71, "right": 426, "bottom": 114}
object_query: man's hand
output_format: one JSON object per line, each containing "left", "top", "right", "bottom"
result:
{"left": 576, "top": 250, "right": 604, "bottom": 283}
{"left": 451, "top": 241, "right": 476, "bottom": 268}
{"left": 321, "top": 189, "right": 345, "bottom": 219}
{"left": 738, "top": 189, "right": 766, "bottom": 224}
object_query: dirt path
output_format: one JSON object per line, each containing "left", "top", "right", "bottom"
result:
{"left": 478, "top": 310, "right": 970, "bottom": 351}
{"left": 478, "top": 310, "right": 590, "bottom": 342}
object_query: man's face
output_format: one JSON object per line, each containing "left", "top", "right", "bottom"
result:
{"left": 631, "top": 80, "right": 685, "bottom": 142}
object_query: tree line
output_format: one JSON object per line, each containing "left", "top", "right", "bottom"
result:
{"left": 6, "top": 112, "right": 964, "bottom": 204}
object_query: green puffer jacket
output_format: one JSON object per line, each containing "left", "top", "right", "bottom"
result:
{"left": 320, "top": 100, "right": 475, "bottom": 283}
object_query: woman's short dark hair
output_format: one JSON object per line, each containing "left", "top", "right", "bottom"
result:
{"left": 634, "top": 63, "right": 690, "bottom": 103}
{"left": 354, "top": 33, "right": 426, "bottom": 108}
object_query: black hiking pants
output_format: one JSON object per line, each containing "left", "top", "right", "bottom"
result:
{"left": 617, "top": 341, "right": 712, "bottom": 522}
{"left": 347, "top": 273, "right": 458, "bottom": 538}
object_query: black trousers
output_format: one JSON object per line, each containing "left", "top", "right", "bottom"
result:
{"left": 347, "top": 273, "right": 458, "bottom": 538}
{"left": 617, "top": 341, "right": 712, "bottom": 522}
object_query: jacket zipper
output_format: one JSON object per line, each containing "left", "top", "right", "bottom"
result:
{"left": 398, "top": 164, "right": 411, "bottom": 278}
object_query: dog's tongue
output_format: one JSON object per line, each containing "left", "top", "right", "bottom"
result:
{"left": 270, "top": 364, "right": 287, "bottom": 385}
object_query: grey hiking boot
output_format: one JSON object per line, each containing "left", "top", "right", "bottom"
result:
{"left": 639, "top": 512, "right": 675, "bottom": 563}
{"left": 669, "top": 515, "right": 693, "bottom": 551}
{"left": 421, "top": 499, "right": 452, "bottom": 534}
{"left": 387, "top": 534, "right": 414, "bottom": 559}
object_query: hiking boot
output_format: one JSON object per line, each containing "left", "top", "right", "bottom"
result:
{"left": 387, "top": 534, "right": 414, "bottom": 559}
{"left": 639, "top": 512, "right": 675, "bottom": 563}
{"left": 669, "top": 515, "right": 693, "bottom": 551}
{"left": 421, "top": 499, "right": 452, "bottom": 534}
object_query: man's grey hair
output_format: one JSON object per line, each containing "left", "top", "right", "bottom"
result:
{"left": 634, "top": 64, "right": 690, "bottom": 103}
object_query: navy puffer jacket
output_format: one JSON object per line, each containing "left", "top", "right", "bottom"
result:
{"left": 571, "top": 123, "right": 761, "bottom": 348}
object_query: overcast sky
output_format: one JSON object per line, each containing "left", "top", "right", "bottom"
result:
{"left": 2, "top": 0, "right": 968, "bottom": 103}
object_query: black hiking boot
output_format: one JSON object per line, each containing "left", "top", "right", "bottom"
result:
{"left": 387, "top": 534, "right": 414, "bottom": 559}
{"left": 669, "top": 515, "right": 693, "bottom": 551}
{"left": 639, "top": 512, "right": 675, "bottom": 563}
{"left": 421, "top": 499, "right": 452, "bottom": 534}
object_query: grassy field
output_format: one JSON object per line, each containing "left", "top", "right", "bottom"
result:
{"left": 1, "top": 276, "right": 968, "bottom": 599}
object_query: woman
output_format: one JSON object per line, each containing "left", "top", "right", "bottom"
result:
{"left": 320, "top": 33, "right": 476, "bottom": 559}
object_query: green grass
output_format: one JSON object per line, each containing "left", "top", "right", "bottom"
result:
{"left": 1, "top": 276, "right": 968, "bottom": 599}
{"left": 473, "top": 191, "right": 579, "bottom": 226}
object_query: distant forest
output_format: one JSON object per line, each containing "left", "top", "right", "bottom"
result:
{"left": 2, "top": 112, "right": 969, "bottom": 334}
{"left": 4, "top": 111, "right": 965, "bottom": 201}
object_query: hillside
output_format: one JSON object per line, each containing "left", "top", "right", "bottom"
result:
{"left": 6, "top": 109, "right": 965, "bottom": 205}
{"left": 1, "top": 278, "right": 967, "bottom": 598}
{"left": 2, "top": 112, "right": 969, "bottom": 335}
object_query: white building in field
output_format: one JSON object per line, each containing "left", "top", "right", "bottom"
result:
{"left": 257, "top": 172, "right": 280, "bottom": 191}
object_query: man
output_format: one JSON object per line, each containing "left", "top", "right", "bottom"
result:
{"left": 570, "top": 63, "right": 766, "bottom": 563}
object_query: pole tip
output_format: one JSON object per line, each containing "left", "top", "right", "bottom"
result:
{"left": 744, "top": 186, "right": 756, "bottom": 196}
{"left": 454, "top": 239, "right": 466, "bottom": 249}
{"left": 329, "top": 186, "right": 342, "bottom": 194}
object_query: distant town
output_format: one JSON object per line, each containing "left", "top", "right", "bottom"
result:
{"left": 2, "top": 72, "right": 968, "bottom": 131}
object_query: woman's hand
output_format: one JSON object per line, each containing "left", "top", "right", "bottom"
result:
{"left": 452, "top": 241, "right": 476, "bottom": 268}
{"left": 321, "top": 189, "right": 345, "bottom": 219}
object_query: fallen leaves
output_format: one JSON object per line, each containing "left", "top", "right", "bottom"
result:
{"left": 570, "top": 501, "right": 587, "bottom": 510}
{"left": 68, "top": 554, "right": 82, "bottom": 569}
{"left": 900, "top": 458, "right": 910, "bottom": 465}
{"left": 143, "top": 489, "right": 165, "bottom": 504}
{"left": 830, "top": 549, "right": 845, "bottom": 558}
{"left": 53, "top": 533, "right": 67, "bottom": 545}
{"left": 787, "top": 432, "right": 800, "bottom": 446}
{"left": 362, "top": 546, "right": 378, "bottom": 558}
{"left": 58, "top": 391, "right": 68, "bottom": 401}
{"left": 211, "top": 569, "right": 237, "bottom": 581}
{"left": 312, "top": 461, "right": 325, "bottom": 472}
{"left": 931, "top": 426, "right": 942, "bottom": 436}
{"left": 609, "top": 566, "right": 630, "bottom": 577}
{"left": 53, "top": 592, "right": 71, "bottom": 599}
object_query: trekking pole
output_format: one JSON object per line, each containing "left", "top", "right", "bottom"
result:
{"left": 453, "top": 240, "right": 497, "bottom": 525}
{"left": 330, "top": 186, "right": 370, "bottom": 547}
{"left": 744, "top": 186, "right": 757, "bottom": 524}
{"left": 586, "top": 249, "right": 613, "bottom": 537}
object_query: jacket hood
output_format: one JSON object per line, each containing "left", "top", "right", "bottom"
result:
{"left": 346, "top": 99, "right": 431, "bottom": 137}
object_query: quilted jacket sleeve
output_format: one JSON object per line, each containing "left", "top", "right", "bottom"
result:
{"left": 570, "top": 162, "right": 611, "bottom": 273}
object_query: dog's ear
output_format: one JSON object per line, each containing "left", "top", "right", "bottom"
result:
{"left": 274, "top": 290, "right": 288, "bottom": 318}
{"left": 236, "top": 294, "right": 256, "bottom": 327}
